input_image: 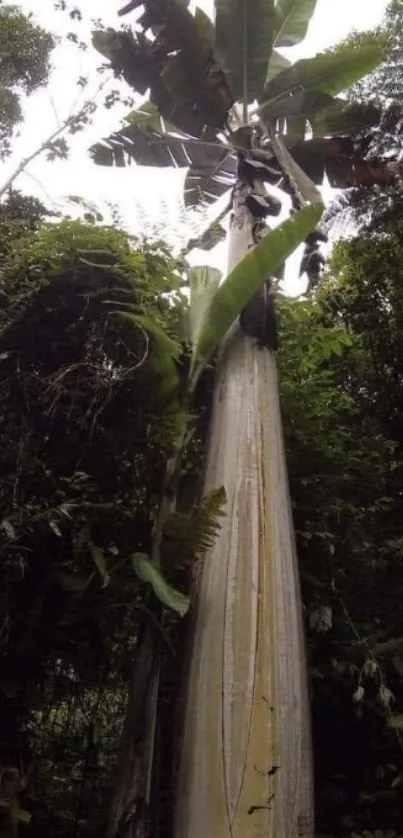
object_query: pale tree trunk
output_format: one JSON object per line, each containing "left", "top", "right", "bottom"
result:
{"left": 174, "top": 190, "right": 314, "bottom": 838}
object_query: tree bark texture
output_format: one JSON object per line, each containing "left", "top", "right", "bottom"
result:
{"left": 174, "top": 197, "right": 314, "bottom": 838}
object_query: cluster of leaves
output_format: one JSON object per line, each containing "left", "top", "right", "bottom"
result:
{"left": 0, "top": 5, "right": 54, "bottom": 158}
{"left": 278, "top": 223, "right": 403, "bottom": 835}
{"left": 89, "top": 0, "right": 396, "bottom": 215}
{"left": 0, "top": 190, "right": 56, "bottom": 263}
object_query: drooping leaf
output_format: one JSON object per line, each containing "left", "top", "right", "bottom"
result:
{"left": 184, "top": 221, "right": 226, "bottom": 253}
{"left": 184, "top": 148, "right": 237, "bottom": 207}
{"left": 188, "top": 266, "right": 222, "bottom": 351}
{"left": 90, "top": 119, "right": 223, "bottom": 169}
{"left": 190, "top": 202, "right": 323, "bottom": 376}
{"left": 311, "top": 100, "right": 381, "bottom": 137}
{"left": 125, "top": 101, "right": 176, "bottom": 134}
{"left": 214, "top": 0, "right": 275, "bottom": 101}
{"left": 160, "top": 52, "right": 232, "bottom": 130}
{"left": 325, "top": 157, "right": 403, "bottom": 188}
{"left": 266, "top": 89, "right": 335, "bottom": 119}
{"left": 273, "top": 0, "right": 319, "bottom": 47}
{"left": 10, "top": 808, "right": 32, "bottom": 825}
{"left": 92, "top": 29, "right": 154, "bottom": 96}
{"left": 286, "top": 115, "right": 307, "bottom": 140}
{"left": 265, "top": 137, "right": 403, "bottom": 189}
{"left": 284, "top": 136, "right": 352, "bottom": 184}
{"left": 118, "top": 0, "right": 144, "bottom": 16}
{"left": 90, "top": 544, "right": 110, "bottom": 588}
{"left": 92, "top": 22, "right": 232, "bottom": 137}
{"left": 260, "top": 42, "right": 385, "bottom": 115}
{"left": 132, "top": 552, "right": 190, "bottom": 616}
{"left": 1, "top": 519, "right": 16, "bottom": 539}
{"left": 118, "top": 312, "right": 181, "bottom": 360}
{"left": 279, "top": 138, "right": 403, "bottom": 188}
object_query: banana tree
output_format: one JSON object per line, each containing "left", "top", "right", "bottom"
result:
{"left": 90, "top": 3, "right": 396, "bottom": 837}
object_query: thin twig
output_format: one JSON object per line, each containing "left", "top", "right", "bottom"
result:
{"left": 0, "top": 79, "right": 108, "bottom": 200}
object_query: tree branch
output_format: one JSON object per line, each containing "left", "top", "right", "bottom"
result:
{"left": 0, "top": 80, "right": 107, "bottom": 201}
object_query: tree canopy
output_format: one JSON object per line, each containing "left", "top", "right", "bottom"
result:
{"left": 0, "top": 5, "right": 54, "bottom": 158}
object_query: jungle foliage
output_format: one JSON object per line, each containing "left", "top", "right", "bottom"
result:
{"left": 0, "top": 207, "right": 199, "bottom": 838}
{"left": 278, "top": 225, "right": 403, "bottom": 837}
{"left": 1, "top": 197, "right": 403, "bottom": 838}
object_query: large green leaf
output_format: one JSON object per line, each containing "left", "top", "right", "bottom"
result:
{"left": 273, "top": 0, "right": 319, "bottom": 47}
{"left": 281, "top": 137, "right": 403, "bottom": 188}
{"left": 214, "top": 0, "right": 275, "bottom": 102}
{"left": 188, "top": 266, "right": 222, "bottom": 350}
{"left": 260, "top": 42, "right": 385, "bottom": 115}
{"left": 267, "top": 90, "right": 335, "bottom": 119}
{"left": 190, "top": 202, "right": 323, "bottom": 377}
{"left": 184, "top": 221, "right": 227, "bottom": 254}
{"left": 265, "top": 49, "right": 292, "bottom": 83}
{"left": 132, "top": 553, "right": 190, "bottom": 616}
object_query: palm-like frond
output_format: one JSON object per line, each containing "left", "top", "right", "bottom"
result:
{"left": 90, "top": 119, "right": 214, "bottom": 169}
{"left": 184, "top": 149, "right": 237, "bottom": 207}
{"left": 273, "top": 0, "right": 319, "bottom": 47}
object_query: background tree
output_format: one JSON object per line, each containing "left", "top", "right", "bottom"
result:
{"left": 0, "top": 5, "right": 54, "bottom": 159}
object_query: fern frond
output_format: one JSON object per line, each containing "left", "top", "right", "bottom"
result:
{"left": 162, "top": 486, "right": 227, "bottom": 569}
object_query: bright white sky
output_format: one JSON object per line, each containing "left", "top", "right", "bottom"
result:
{"left": 1, "top": 0, "right": 389, "bottom": 290}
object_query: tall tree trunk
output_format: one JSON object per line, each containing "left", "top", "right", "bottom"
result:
{"left": 174, "top": 195, "right": 314, "bottom": 838}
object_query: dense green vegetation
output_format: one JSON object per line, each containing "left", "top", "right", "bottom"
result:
{"left": 0, "top": 206, "right": 192, "bottom": 838}
{"left": 279, "top": 236, "right": 403, "bottom": 835}
{"left": 2, "top": 198, "right": 403, "bottom": 838}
